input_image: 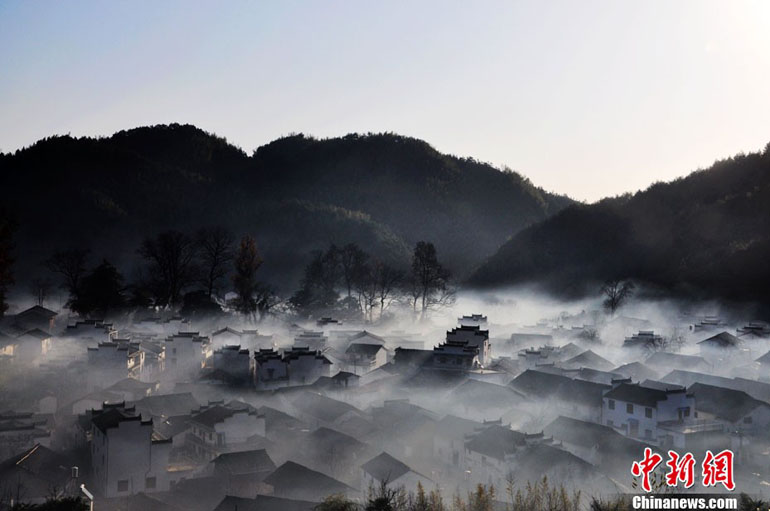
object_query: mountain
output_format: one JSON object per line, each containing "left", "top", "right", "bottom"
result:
{"left": 469, "top": 144, "right": 770, "bottom": 305}
{"left": 0, "top": 124, "right": 571, "bottom": 292}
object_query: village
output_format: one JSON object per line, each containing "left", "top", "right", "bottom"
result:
{"left": 1, "top": 300, "right": 770, "bottom": 510}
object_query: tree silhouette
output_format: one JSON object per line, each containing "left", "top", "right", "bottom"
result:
{"left": 196, "top": 226, "right": 234, "bottom": 299}
{"left": 601, "top": 279, "right": 635, "bottom": 316}
{"left": 232, "top": 236, "right": 263, "bottom": 316}
{"left": 291, "top": 247, "right": 341, "bottom": 314}
{"left": 138, "top": 230, "right": 198, "bottom": 307}
{"left": 338, "top": 243, "right": 369, "bottom": 298}
{"left": 71, "top": 260, "right": 126, "bottom": 316}
{"left": 45, "top": 249, "right": 89, "bottom": 308}
{"left": 29, "top": 278, "right": 52, "bottom": 307}
{"left": 410, "top": 241, "right": 453, "bottom": 318}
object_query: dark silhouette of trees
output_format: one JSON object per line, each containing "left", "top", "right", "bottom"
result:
{"left": 0, "top": 209, "right": 15, "bottom": 317}
{"left": 196, "top": 226, "right": 234, "bottom": 299}
{"left": 29, "top": 278, "right": 52, "bottom": 307}
{"left": 138, "top": 230, "right": 198, "bottom": 307}
{"left": 231, "top": 236, "right": 264, "bottom": 316}
{"left": 410, "top": 241, "right": 453, "bottom": 317}
{"left": 374, "top": 262, "right": 404, "bottom": 318}
{"left": 254, "top": 283, "right": 280, "bottom": 320}
{"left": 45, "top": 249, "right": 89, "bottom": 308}
{"left": 292, "top": 242, "right": 409, "bottom": 321}
{"left": 601, "top": 279, "right": 635, "bottom": 315}
{"left": 338, "top": 243, "right": 369, "bottom": 298}
{"left": 291, "top": 248, "right": 342, "bottom": 314}
{"left": 354, "top": 259, "right": 404, "bottom": 322}
{"left": 71, "top": 260, "right": 126, "bottom": 316}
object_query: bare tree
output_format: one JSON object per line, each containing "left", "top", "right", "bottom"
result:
{"left": 601, "top": 279, "right": 635, "bottom": 316}
{"left": 46, "top": 249, "right": 89, "bottom": 306}
{"left": 374, "top": 262, "right": 404, "bottom": 320}
{"left": 410, "top": 241, "right": 453, "bottom": 319}
{"left": 353, "top": 263, "right": 378, "bottom": 323}
{"left": 138, "top": 230, "right": 198, "bottom": 307}
{"left": 338, "top": 243, "right": 368, "bottom": 298}
{"left": 30, "top": 277, "right": 53, "bottom": 306}
{"left": 232, "top": 236, "right": 264, "bottom": 318}
{"left": 196, "top": 226, "right": 235, "bottom": 299}
{"left": 254, "top": 283, "right": 281, "bottom": 321}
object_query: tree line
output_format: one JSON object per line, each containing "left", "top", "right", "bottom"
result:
{"left": 41, "top": 227, "right": 270, "bottom": 319}
{"left": 290, "top": 240, "right": 454, "bottom": 321}
{"left": 0, "top": 210, "right": 453, "bottom": 323}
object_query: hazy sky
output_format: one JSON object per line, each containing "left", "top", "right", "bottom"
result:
{"left": 1, "top": 1, "right": 769, "bottom": 201}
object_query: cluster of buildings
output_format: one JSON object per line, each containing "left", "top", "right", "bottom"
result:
{"left": 2, "top": 305, "right": 770, "bottom": 509}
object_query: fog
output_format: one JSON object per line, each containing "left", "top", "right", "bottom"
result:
{"left": 1, "top": 286, "right": 768, "bottom": 510}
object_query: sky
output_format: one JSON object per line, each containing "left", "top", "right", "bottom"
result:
{"left": 1, "top": 1, "right": 769, "bottom": 202}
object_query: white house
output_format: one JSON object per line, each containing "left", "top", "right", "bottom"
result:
{"left": 89, "top": 403, "right": 171, "bottom": 498}
{"left": 446, "top": 326, "right": 490, "bottom": 365}
{"left": 345, "top": 343, "right": 388, "bottom": 375}
{"left": 602, "top": 382, "right": 695, "bottom": 443}
{"left": 210, "top": 327, "right": 243, "bottom": 349}
{"left": 163, "top": 332, "right": 212, "bottom": 379}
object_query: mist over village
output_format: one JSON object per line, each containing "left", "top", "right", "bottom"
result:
{"left": 2, "top": 2, "right": 770, "bottom": 511}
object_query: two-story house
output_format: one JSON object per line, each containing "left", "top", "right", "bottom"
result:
{"left": 88, "top": 402, "right": 171, "bottom": 498}
{"left": 602, "top": 382, "right": 695, "bottom": 443}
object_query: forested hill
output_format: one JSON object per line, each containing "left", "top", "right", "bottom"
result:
{"left": 0, "top": 124, "right": 571, "bottom": 291}
{"left": 469, "top": 144, "right": 770, "bottom": 305}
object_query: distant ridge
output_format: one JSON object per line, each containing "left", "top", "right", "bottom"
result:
{"left": 0, "top": 124, "right": 571, "bottom": 290}
{"left": 469, "top": 143, "right": 770, "bottom": 307}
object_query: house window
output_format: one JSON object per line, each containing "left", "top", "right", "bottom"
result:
{"left": 626, "top": 403, "right": 634, "bottom": 414}
{"left": 744, "top": 416, "right": 753, "bottom": 424}
{"left": 645, "top": 408, "right": 652, "bottom": 419}
{"left": 608, "top": 399, "right": 615, "bottom": 410}
{"left": 145, "top": 476, "right": 156, "bottom": 489}
{"left": 684, "top": 408, "right": 690, "bottom": 417}
{"left": 117, "top": 480, "right": 129, "bottom": 492}
{"left": 607, "top": 420, "right": 614, "bottom": 427}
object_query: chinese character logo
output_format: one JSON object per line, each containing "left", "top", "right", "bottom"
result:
{"left": 631, "top": 447, "right": 663, "bottom": 492}
{"left": 702, "top": 449, "right": 735, "bottom": 491}
{"left": 632, "top": 448, "right": 734, "bottom": 492}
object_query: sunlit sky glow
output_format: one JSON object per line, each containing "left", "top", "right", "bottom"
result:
{"left": 1, "top": 0, "right": 769, "bottom": 201}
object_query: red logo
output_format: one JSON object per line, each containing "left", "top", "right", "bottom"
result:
{"left": 702, "top": 450, "right": 735, "bottom": 491}
{"left": 665, "top": 450, "right": 696, "bottom": 488}
{"left": 631, "top": 447, "right": 663, "bottom": 492}
{"left": 632, "top": 449, "right": 735, "bottom": 492}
